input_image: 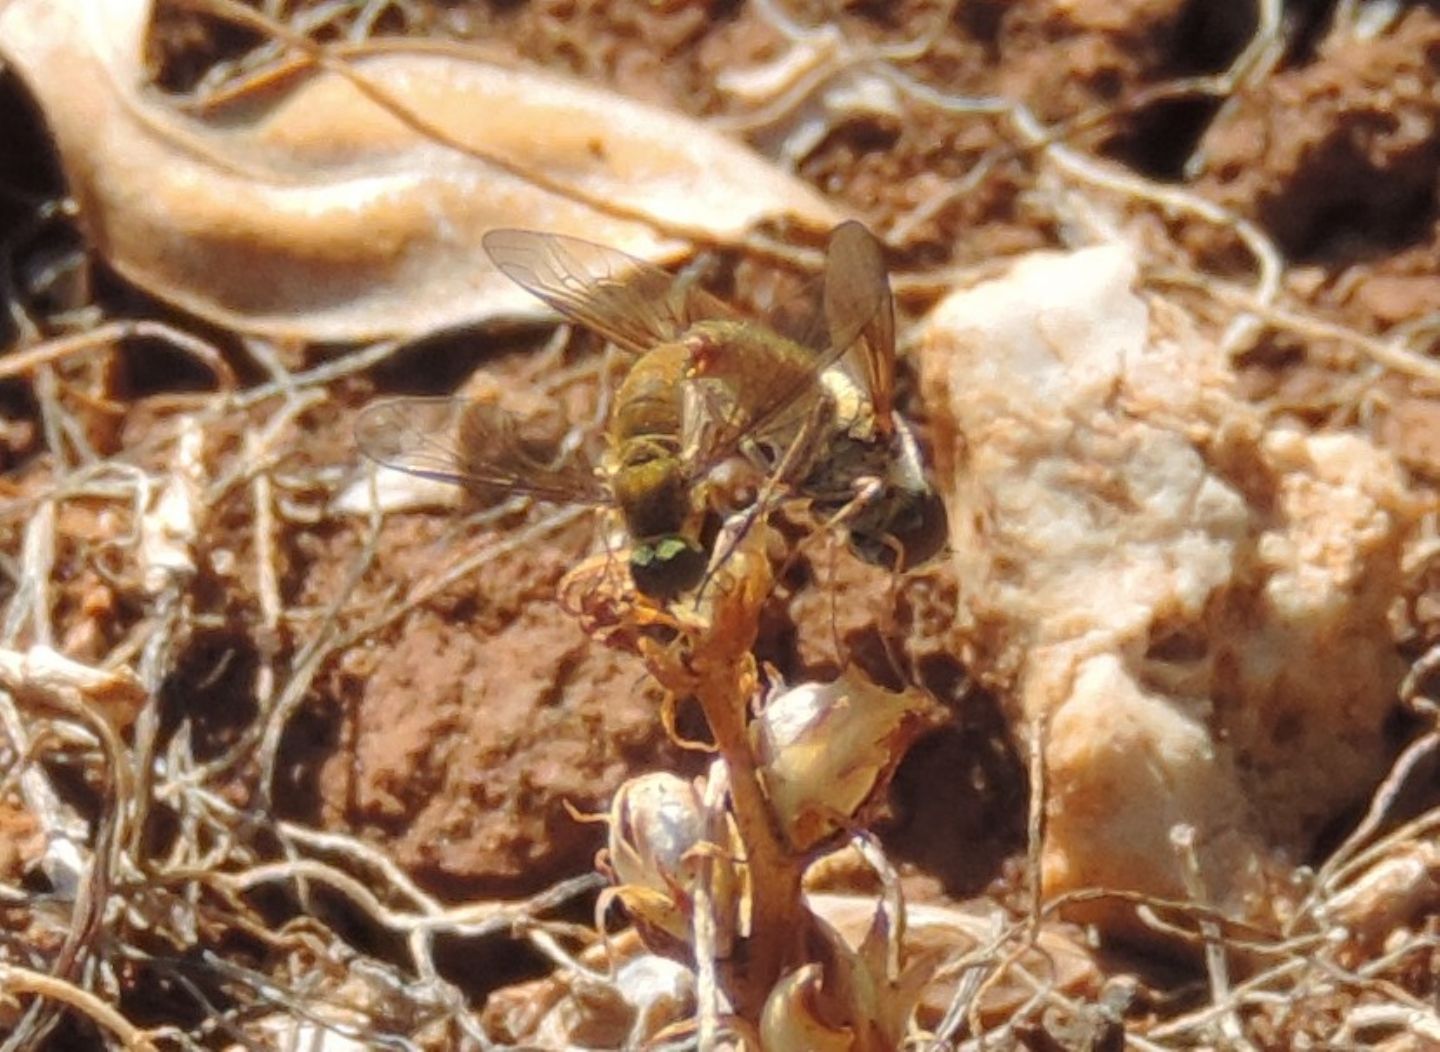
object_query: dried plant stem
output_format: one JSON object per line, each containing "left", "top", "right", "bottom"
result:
{"left": 0, "top": 320, "right": 236, "bottom": 389}
{"left": 0, "top": 964, "right": 158, "bottom": 1052}
{"left": 653, "top": 543, "right": 810, "bottom": 1021}
{"left": 692, "top": 653, "right": 807, "bottom": 1018}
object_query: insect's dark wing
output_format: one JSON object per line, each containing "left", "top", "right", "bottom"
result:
{"left": 482, "top": 229, "right": 740, "bottom": 354}
{"left": 355, "top": 397, "right": 609, "bottom": 505}
{"left": 689, "top": 225, "right": 888, "bottom": 468}
{"left": 824, "top": 220, "right": 895, "bottom": 430}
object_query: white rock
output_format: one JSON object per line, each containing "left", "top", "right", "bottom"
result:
{"left": 921, "top": 246, "right": 1420, "bottom": 939}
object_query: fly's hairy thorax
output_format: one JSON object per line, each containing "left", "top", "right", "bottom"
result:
{"left": 685, "top": 319, "right": 817, "bottom": 417}
{"left": 818, "top": 367, "right": 878, "bottom": 442}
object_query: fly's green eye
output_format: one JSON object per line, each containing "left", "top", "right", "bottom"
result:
{"left": 630, "top": 536, "right": 706, "bottom": 599}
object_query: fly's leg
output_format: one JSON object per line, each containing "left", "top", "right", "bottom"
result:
{"left": 811, "top": 474, "right": 913, "bottom": 685}
{"left": 696, "top": 395, "right": 836, "bottom": 603}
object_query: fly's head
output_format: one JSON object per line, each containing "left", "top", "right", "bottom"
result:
{"left": 849, "top": 483, "right": 949, "bottom": 571}
{"left": 629, "top": 535, "right": 707, "bottom": 599}
{"left": 611, "top": 442, "right": 707, "bottom": 599}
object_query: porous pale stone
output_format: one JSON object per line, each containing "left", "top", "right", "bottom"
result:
{"left": 921, "top": 247, "right": 1419, "bottom": 939}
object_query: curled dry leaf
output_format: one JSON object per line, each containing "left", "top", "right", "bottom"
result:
{"left": 806, "top": 892, "right": 1101, "bottom": 1030}
{"left": 0, "top": 0, "right": 843, "bottom": 342}
{"left": 760, "top": 964, "right": 855, "bottom": 1052}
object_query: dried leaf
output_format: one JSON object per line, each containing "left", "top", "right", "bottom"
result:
{"left": 0, "top": 0, "right": 842, "bottom": 342}
{"left": 807, "top": 892, "right": 1101, "bottom": 1028}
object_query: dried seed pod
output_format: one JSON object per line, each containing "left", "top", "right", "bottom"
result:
{"left": 604, "top": 771, "right": 741, "bottom": 956}
{"left": 753, "top": 671, "right": 940, "bottom": 852}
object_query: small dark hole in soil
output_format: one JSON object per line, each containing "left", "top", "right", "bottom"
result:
{"left": 158, "top": 629, "right": 261, "bottom": 762}
{"left": 916, "top": 651, "right": 968, "bottom": 705}
{"left": 39, "top": 754, "right": 103, "bottom": 832}
{"left": 273, "top": 697, "right": 343, "bottom": 824}
{"left": 1234, "top": 334, "right": 1306, "bottom": 372}
{"left": 316, "top": 883, "right": 413, "bottom": 964}
{"left": 433, "top": 923, "right": 558, "bottom": 1000}
{"left": 954, "top": 0, "right": 1006, "bottom": 47}
{"left": 805, "top": 118, "right": 903, "bottom": 175}
{"left": 778, "top": 554, "right": 813, "bottom": 593}
{"left": 1283, "top": 184, "right": 1439, "bottom": 263}
{"left": 118, "top": 949, "right": 232, "bottom": 1035}
{"left": 881, "top": 690, "right": 1026, "bottom": 897}
{"left": 1102, "top": 97, "right": 1222, "bottom": 181}
{"left": 117, "top": 332, "right": 231, "bottom": 399}
{"left": 1310, "top": 702, "right": 1440, "bottom": 863}
{"left": 1173, "top": 0, "right": 1260, "bottom": 76}
{"left": 754, "top": 599, "right": 800, "bottom": 674}
{"left": 0, "top": 69, "right": 62, "bottom": 206}
{"left": 1101, "top": 0, "right": 1264, "bottom": 179}
{"left": 365, "top": 326, "right": 537, "bottom": 396}
{"left": 148, "top": 6, "right": 265, "bottom": 93}
{"left": 1145, "top": 624, "right": 1209, "bottom": 664}
{"left": 84, "top": 266, "right": 258, "bottom": 395}
{"left": 1285, "top": 0, "right": 1343, "bottom": 66}
{"left": 844, "top": 626, "right": 905, "bottom": 691}
{"left": 1309, "top": 794, "right": 1371, "bottom": 862}
{"left": 667, "top": 692, "right": 717, "bottom": 750}
{"left": 35, "top": 1012, "right": 103, "bottom": 1051}
{"left": 0, "top": 66, "right": 73, "bottom": 356}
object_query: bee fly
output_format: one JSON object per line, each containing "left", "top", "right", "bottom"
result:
{"left": 355, "top": 222, "right": 947, "bottom": 600}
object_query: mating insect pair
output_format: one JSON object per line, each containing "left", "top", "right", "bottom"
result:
{"left": 355, "top": 221, "right": 947, "bottom": 599}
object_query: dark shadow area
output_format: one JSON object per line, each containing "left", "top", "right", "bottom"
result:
{"left": 881, "top": 680, "right": 1028, "bottom": 897}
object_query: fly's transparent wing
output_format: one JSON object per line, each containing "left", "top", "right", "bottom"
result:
{"left": 482, "top": 229, "right": 740, "bottom": 354}
{"left": 824, "top": 220, "right": 895, "bottom": 432}
{"left": 717, "top": 221, "right": 890, "bottom": 448}
{"left": 355, "top": 397, "right": 609, "bottom": 505}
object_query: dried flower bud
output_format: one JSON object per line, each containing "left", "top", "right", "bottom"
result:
{"left": 753, "top": 671, "right": 939, "bottom": 852}
{"left": 609, "top": 772, "right": 707, "bottom": 892}
{"left": 605, "top": 771, "right": 740, "bottom": 954}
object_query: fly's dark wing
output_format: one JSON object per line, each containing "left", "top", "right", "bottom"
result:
{"left": 355, "top": 397, "right": 609, "bottom": 505}
{"left": 482, "top": 229, "right": 740, "bottom": 354}
{"left": 707, "top": 221, "right": 890, "bottom": 455}
{"left": 824, "top": 219, "right": 895, "bottom": 432}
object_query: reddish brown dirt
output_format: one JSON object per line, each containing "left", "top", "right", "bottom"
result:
{"left": 314, "top": 518, "right": 695, "bottom": 895}
{"left": 4, "top": 0, "right": 1440, "bottom": 1034}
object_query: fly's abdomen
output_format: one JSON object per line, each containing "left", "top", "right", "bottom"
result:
{"left": 612, "top": 343, "right": 687, "bottom": 445}
{"left": 609, "top": 343, "right": 692, "bottom": 539}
